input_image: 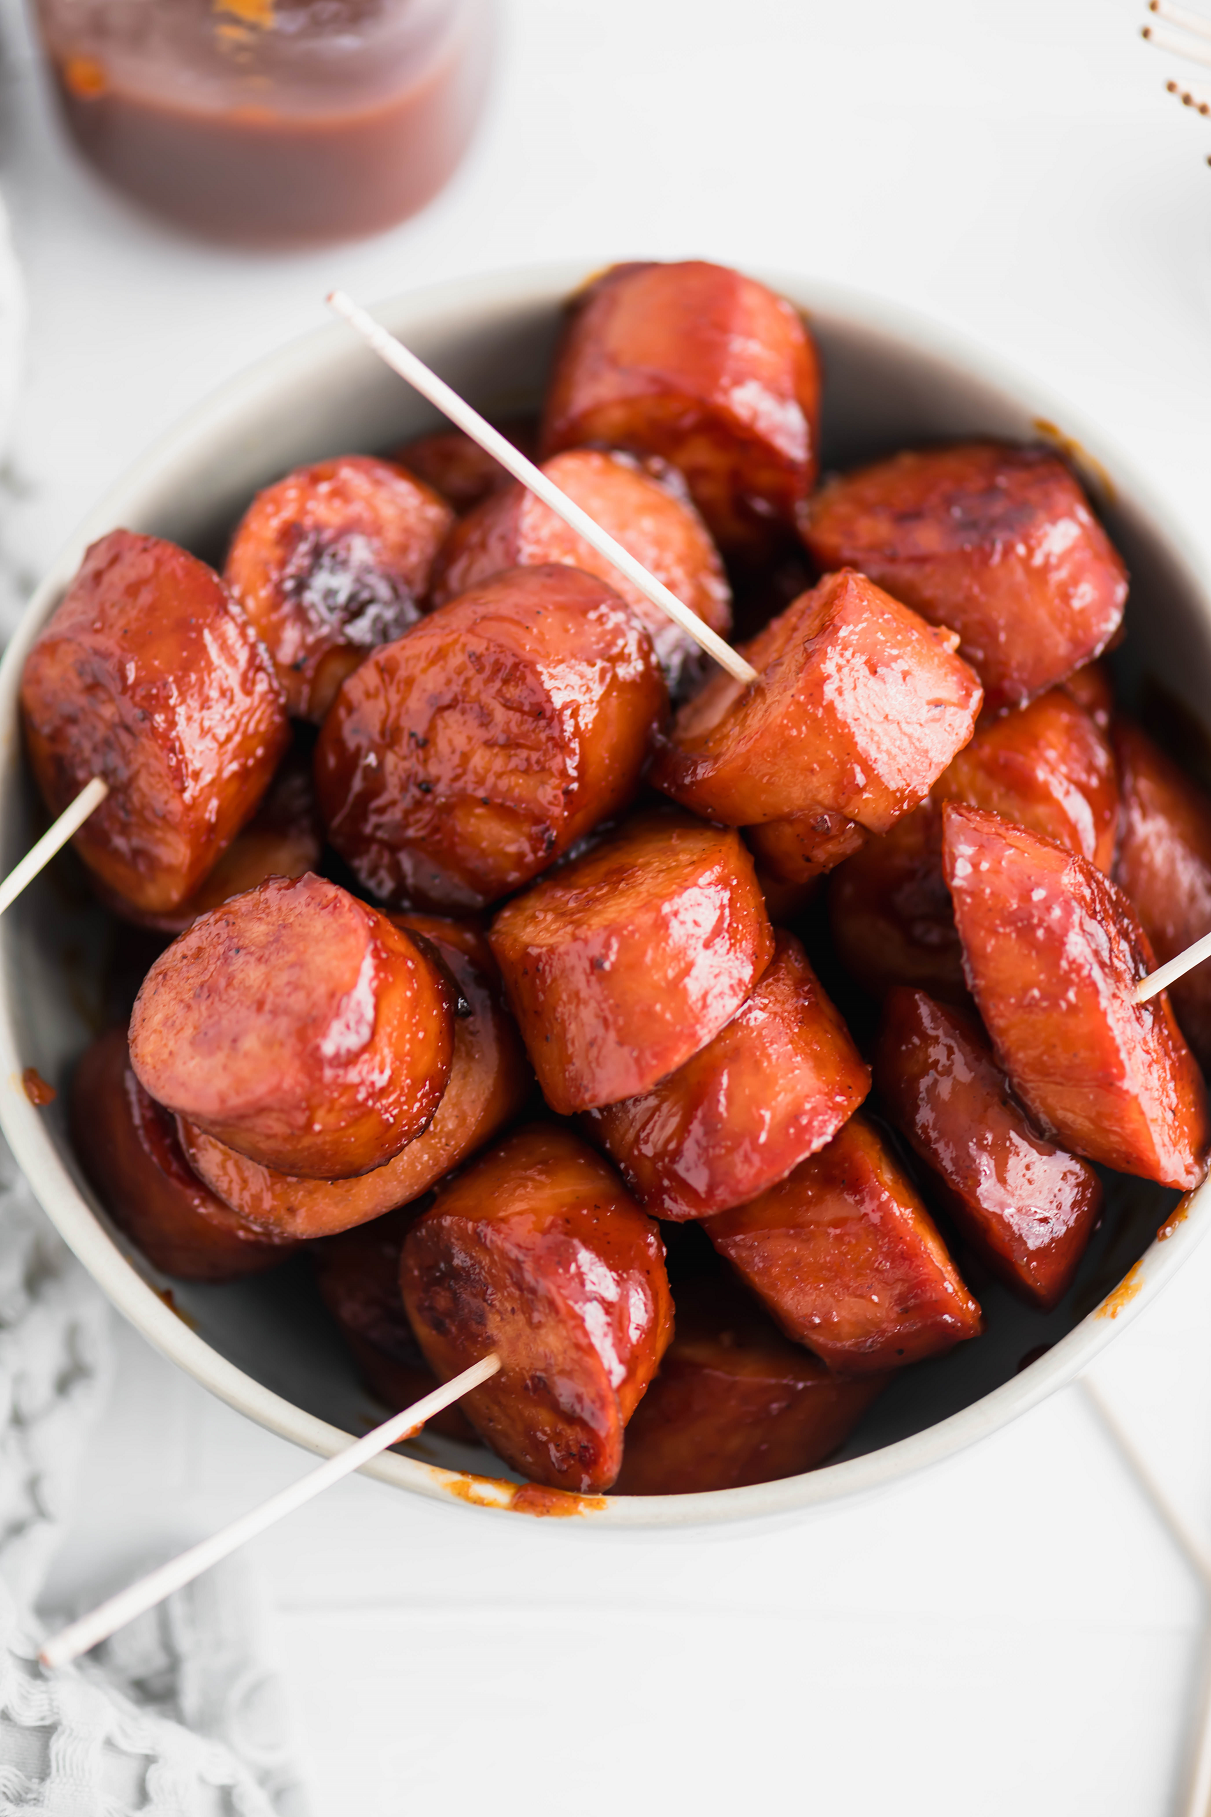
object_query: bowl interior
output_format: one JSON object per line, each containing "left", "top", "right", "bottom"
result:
{"left": 1, "top": 263, "right": 1208, "bottom": 1526}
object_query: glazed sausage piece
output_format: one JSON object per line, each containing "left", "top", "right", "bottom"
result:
{"left": 613, "top": 1271, "right": 888, "bottom": 1496}
{"left": 828, "top": 688, "right": 1120, "bottom": 1002}
{"left": 584, "top": 932, "right": 869, "bottom": 1220}
{"left": 311, "top": 1209, "right": 473, "bottom": 1440}
{"left": 540, "top": 261, "right": 821, "bottom": 562}
{"left": 651, "top": 570, "right": 983, "bottom": 832}
{"left": 1114, "top": 718, "right": 1211, "bottom": 1071}
{"left": 94, "top": 747, "right": 322, "bottom": 934}
{"left": 224, "top": 454, "right": 454, "bottom": 722}
{"left": 745, "top": 810, "right": 867, "bottom": 886}
{"left": 431, "top": 449, "right": 732, "bottom": 694}
{"left": 393, "top": 417, "right": 536, "bottom": 514}
{"left": 942, "top": 804, "right": 1210, "bottom": 1188}
{"left": 177, "top": 916, "right": 532, "bottom": 1238}
{"left": 1061, "top": 659, "right": 1114, "bottom": 732}
{"left": 129, "top": 874, "right": 455, "bottom": 1178}
{"left": 490, "top": 810, "right": 774, "bottom": 1114}
{"left": 70, "top": 1028, "right": 296, "bottom": 1281}
{"left": 873, "top": 989, "right": 1103, "bottom": 1310}
{"left": 705, "top": 1114, "right": 983, "bottom": 1374}
{"left": 401, "top": 1125, "right": 673, "bottom": 1492}
{"left": 20, "top": 530, "right": 289, "bottom": 916}
{"left": 935, "top": 687, "right": 1119, "bottom": 872}
{"left": 828, "top": 803, "right": 966, "bottom": 1003}
{"left": 314, "top": 564, "right": 666, "bottom": 913}
{"left": 800, "top": 444, "right": 1128, "bottom": 712}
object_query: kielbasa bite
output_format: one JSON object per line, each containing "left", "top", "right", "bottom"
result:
{"left": 225, "top": 454, "right": 454, "bottom": 721}
{"left": 431, "top": 448, "right": 732, "bottom": 693}
{"left": 874, "top": 988, "right": 1102, "bottom": 1310}
{"left": 314, "top": 563, "right": 666, "bottom": 913}
{"left": 1114, "top": 718, "right": 1211, "bottom": 1072}
{"left": 614, "top": 1271, "right": 887, "bottom": 1495}
{"left": 541, "top": 260, "right": 821, "bottom": 561}
{"left": 800, "top": 443, "right": 1128, "bottom": 712}
{"left": 178, "top": 916, "right": 530, "bottom": 1238}
{"left": 20, "top": 529, "right": 289, "bottom": 916}
{"left": 71, "top": 1027, "right": 296, "bottom": 1281}
{"left": 705, "top": 1115, "right": 983, "bottom": 1374}
{"left": 129, "top": 874, "right": 455, "bottom": 1179}
{"left": 942, "top": 803, "right": 1209, "bottom": 1189}
{"left": 651, "top": 570, "right": 982, "bottom": 832}
{"left": 585, "top": 931, "right": 869, "bottom": 1220}
{"left": 401, "top": 1125, "right": 673, "bottom": 1492}
{"left": 490, "top": 810, "right": 774, "bottom": 1115}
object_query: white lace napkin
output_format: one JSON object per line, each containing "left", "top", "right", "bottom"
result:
{"left": 0, "top": 1133, "right": 310, "bottom": 1814}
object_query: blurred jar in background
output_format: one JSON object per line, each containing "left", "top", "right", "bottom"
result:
{"left": 32, "top": 0, "right": 494, "bottom": 247}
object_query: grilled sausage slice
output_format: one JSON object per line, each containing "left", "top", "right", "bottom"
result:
{"left": 800, "top": 443, "right": 1128, "bottom": 712}
{"left": 584, "top": 932, "right": 868, "bottom": 1220}
{"left": 314, "top": 564, "right": 666, "bottom": 913}
{"left": 936, "top": 687, "right": 1118, "bottom": 872}
{"left": 1114, "top": 717, "right": 1211, "bottom": 1072}
{"left": 70, "top": 1028, "right": 296, "bottom": 1281}
{"left": 177, "top": 917, "right": 530, "bottom": 1237}
{"left": 94, "top": 747, "right": 322, "bottom": 934}
{"left": 20, "top": 529, "right": 289, "bottom": 916}
{"left": 431, "top": 449, "right": 731, "bottom": 693}
{"left": 401, "top": 1125, "right": 673, "bottom": 1492}
{"left": 541, "top": 260, "right": 821, "bottom": 562}
{"left": 129, "top": 874, "right": 455, "bottom": 1178}
{"left": 613, "top": 1271, "right": 887, "bottom": 1495}
{"left": 745, "top": 810, "right": 867, "bottom": 886}
{"left": 705, "top": 1115, "right": 983, "bottom": 1374}
{"left": 224, "top": 454, "right": 454, "bottom": 721}
{"left": 943, "top": 803, "right": 1209, "bottom": 1188}
{"left": 490, "top": 810, "right": 774, "bottom": 1114}
{"left": 874, "top": 988, "right": 1103, "bottom": 1310}
{"left": 651, "top": 570, "right": 982, "bottom": 832}
{"left": 829, "top": 688, "right": 1120, "bottom": 1001}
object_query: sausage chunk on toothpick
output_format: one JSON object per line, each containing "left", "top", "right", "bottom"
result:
{"left": 651, "top": 569, "right": 982, "bottom": 831}
{"left": 490, "top": 810, "right": 773, "bottom": 1115}
{"left": 942, "top": 803, "right": 1209, "bottom": 1189}
{"left": 178, "top": 917, "right": 530, "bottom": 1238}
{"left": 401, "top": 1125, "right": 673, "bottom": 1493}
{"left": 705, "top": 1115, "right": 983, "bottom": 1374}
{"left": 1113, "top": 717, "right": 1211, "bottom": 1072}
{"left": 874, "top": 988, "right": 1102, "bottom": 1310}
{"left": 829, "top": 685, "right": 1119, "bottom": 1002}
{"left": 72, "top": 1027, "right": 297, "bottom": 1282}
{"left": 315, "top": 563, "right": 666, "bottom": 913}
{"left": 432, "top": 447, "right": 732, "bottom": 693}
{"left": 800, "top": 443, "right": 1128, "bottom": 712}
{"left": 225, "top": 454, "right": 454, "bottom": 722}
{"left": 129, "top": 874, "right": 455, "bottom": 1179}
{"left": 541, "top": 260, "right": 820, "bottom": 562}
{"left": 585, "top": 931, "right": 868, "bottom": 1220}
{"left": 21, "top": 530, "right": 289, "bottom": 917}
{"left": 614, "top": 1270, "right": 888, "bottom": 1496}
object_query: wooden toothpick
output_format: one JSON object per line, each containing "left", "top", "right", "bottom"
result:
{"left": 0, "top": 776, "right": 109, "bottom": 919}
{"left": 38, "top": 1352, "right": 500, "bottom": 1670}
{"left": 326, "top": 290, "right": 759, "bottom": 688}
{"left": 1135, "top": 933, "right": 1211, "bottom": 1004}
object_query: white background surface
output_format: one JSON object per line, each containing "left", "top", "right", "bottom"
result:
{"left": 2, "top": 0, "right": 1211, "bottom": 1811}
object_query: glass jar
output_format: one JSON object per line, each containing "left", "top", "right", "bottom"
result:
{"left": 32, "top": 0, "right": 494, "bottom": 248}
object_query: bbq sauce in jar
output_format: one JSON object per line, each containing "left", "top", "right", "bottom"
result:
{"left": 34, "top": 0, "right": 494, "bottom": 247}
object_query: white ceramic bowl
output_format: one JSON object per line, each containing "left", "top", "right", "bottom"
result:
{"left": 2, "top": 261, "right": 1209, "bottom": 1528}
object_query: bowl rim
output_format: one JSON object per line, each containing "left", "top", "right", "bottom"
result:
{"left": 1, "top": 256, "right": 1208, "bottom": 1528}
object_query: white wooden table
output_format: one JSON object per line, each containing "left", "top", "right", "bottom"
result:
{"left": 3, "top": 0, "right": 1211, "bottom": 1808}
